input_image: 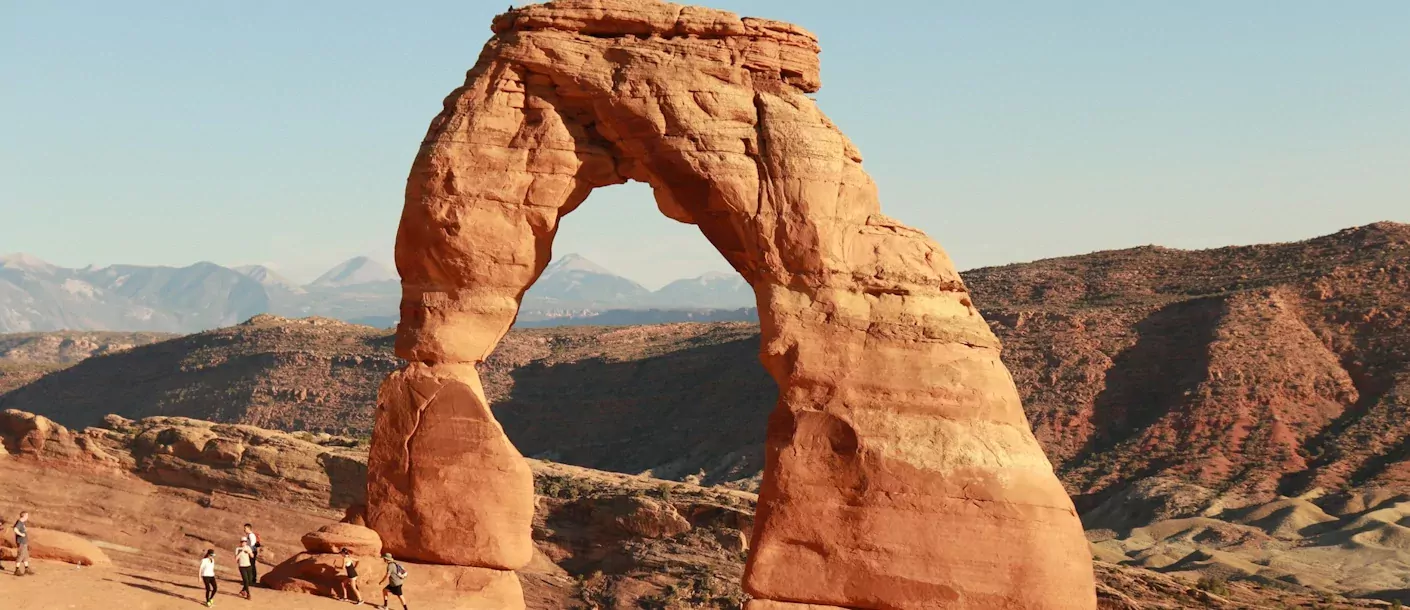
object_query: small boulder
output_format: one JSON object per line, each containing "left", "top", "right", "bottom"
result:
{"left": 260, "top": 551, "right": 377, "bottom": 597}
{"left": 155, "top": 425, "right": 217, "bottom": 461}
{"left": 0, "top": 410, "right": 74, "bottom": 458}
{"left": 602, "top": 497, "right": 691, "bottom": 539}
{"left": 341, "top": 504, "right": 368, "bottom": 526}
{"left": 0, "top": 527, "right": 111, "bottom": 567}
{"left": 201, "top": 438, "right": 244, "bottom": 467}
{"left": 301, "top": 523, "right": 382, "bottom": 556}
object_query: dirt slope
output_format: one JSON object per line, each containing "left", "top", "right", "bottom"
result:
{"left": 971, "top": 222, "right": 1410, "bottom": 514}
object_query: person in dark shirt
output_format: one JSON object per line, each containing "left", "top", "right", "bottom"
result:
{"left": 13, "top": 511, "right": 32, "bottom": 576}
{"left": 339, "top": 548, "right": 364, "bottom": 605}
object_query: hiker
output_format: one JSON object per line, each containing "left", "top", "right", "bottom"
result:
{"left": 200, "top": 549, "right": 218, "bottom": 607}
{"left": 242, "top": 523, "right": 261, "bottom": 580}
{"left": 13, "top": 511, "right": 32, "bottom": 576}
{"left": 235, "top": 539, "right": 256, "bottom": 599}
{"left": 12, "top": 511, "right": 32, "bottom": 576}
{"left": 379, "top": 553, "right": 409, "bottom": 610}
{"left": 339, "top": 548, "right": 364, "bottom": 605}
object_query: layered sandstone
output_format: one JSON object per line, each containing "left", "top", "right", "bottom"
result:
{"left": 0, "top": 408, "right": 365, "bottom": 510}
{"left": 368, "top": 1, "right": 1094, "bottom": 607}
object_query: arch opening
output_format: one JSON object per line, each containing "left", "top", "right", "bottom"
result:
{"left": 492, "top": 182, "right": 774, "bottom": 486}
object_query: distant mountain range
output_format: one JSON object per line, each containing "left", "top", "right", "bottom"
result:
{"left": 0, "top": 252, "right": 755, "bottom": 333}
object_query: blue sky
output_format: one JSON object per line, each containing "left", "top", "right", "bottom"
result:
{"left": 2, "top": 1, "right": 1407, "bottom": 288}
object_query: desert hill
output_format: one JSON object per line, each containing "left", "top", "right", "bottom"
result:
{"left": 0, "top": 317, "right": 775, "bottom": 486}
{"left": 0, "top": 329, "right": 174, "bottom": 394}
{"left": 2, "top": 222, "right": 1407, "bottom": 512}
{"left": 969, "top": 221, "right": 1410, "bottom": 519}
{"left": 0, "top": 315, "right": 399, "bottom": 433}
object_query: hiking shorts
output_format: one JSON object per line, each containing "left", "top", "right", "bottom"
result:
{"left": 16, "top": 543, "right": 29, "bottom": 564}
{"left": 385, "top": 584, "right": 404, "bottom": 596}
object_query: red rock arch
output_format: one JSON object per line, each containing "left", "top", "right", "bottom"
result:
{"left": 367, "top": 2, "right": 1095, "bottom": 608}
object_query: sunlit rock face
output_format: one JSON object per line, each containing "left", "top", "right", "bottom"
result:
{"left": 367, "top": 1, "right": 1096, "bottom": 608}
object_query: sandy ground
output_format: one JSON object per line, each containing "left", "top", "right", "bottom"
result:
{"left": 2, "top": 559, "right": 386, "bottom": 609}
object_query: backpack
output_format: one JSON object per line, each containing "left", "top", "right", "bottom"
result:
{"left": 392, "top": 562, "right": 408, "bottom": 579}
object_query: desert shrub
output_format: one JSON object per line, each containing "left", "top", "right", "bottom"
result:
{"left": 1196, "top": 576, "right": 1230, "bottom": 596}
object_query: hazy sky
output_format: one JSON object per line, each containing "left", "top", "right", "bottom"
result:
{"left": 3, "top": 2, "right": 1407, "bottom": 288}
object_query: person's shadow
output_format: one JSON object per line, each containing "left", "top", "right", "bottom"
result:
{"left": 111, "top": 572, "right": 245, "bottom": 605}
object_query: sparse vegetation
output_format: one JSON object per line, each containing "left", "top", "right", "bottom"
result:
{"left": 1196, "top": 576, "right": 1231, "bottom": 596}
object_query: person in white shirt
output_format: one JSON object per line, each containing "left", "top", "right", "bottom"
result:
{"left": 199, "top": 549, "right": 218, "bottom": 607}
{"left": 235, "top": 540, "right": 256, "bottom": 599}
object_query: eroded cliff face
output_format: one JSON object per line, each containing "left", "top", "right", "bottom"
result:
{"left": 368, "top": 1, "right": 1094, "bottom": 608}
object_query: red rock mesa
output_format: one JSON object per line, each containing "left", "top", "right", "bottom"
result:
{"left": 366, "top": 1, "right": 1096, "bottom": 608}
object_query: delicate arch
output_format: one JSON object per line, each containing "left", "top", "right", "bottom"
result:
{"left": 367, "top": 2, "right": 1096, "bottom": 608}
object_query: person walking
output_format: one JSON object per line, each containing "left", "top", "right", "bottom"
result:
{"left": 339, "top": 548, "right": 364, "bottom": 605}
{"left": 13, "top": 511, "right": 33, "bottom": 576}
{"left": 200, "top": 549, "right": 219, "bottom": 607}
{"left": 242, "top": 524, "right": 261, "bottom": 581}
{"left": 378, "top": 553, "right": 409, "bottom": 610}
{"left": 235, "top": 540, "right": 256, "bottom": 599}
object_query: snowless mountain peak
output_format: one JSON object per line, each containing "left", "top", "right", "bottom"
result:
{"left": 309, "top": 257, "right": 397, "bottom": 288}
{"left": 544, "top": 253, "right": 615, "bottom": 276}
{"left": 696, "top": 271, "right": 740, "bottom": 281}
{"left": 233, "top": 265, "right": 304, "bottom": 292}
{"left": 0, "top": 252, "right": 58, "bottom": 273}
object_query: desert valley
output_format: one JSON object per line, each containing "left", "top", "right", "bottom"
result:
{"left": 2, "top": 220, "right": 1408, "bottom": 608}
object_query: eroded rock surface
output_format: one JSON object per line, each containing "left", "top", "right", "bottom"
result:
{"left": 369, "top": 1, "right": 1094, "bottom": 607}
{"left": 300, "top": 523, "right": 383, "bottom": 556}
{"left": 0, "top": 409, "right": 365, "bottom": 510}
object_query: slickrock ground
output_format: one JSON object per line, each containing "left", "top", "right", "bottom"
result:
{"left": 0, "top": 410, "right": 757, "bottom": 608}
{"left": 3, "top": 410, "right": 1400, "bottom": 609}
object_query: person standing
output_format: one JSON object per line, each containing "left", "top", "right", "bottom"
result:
{"left": 379, "top": 553, "right": 409, "bottom": 610}
{"left": 13, "top": 511, "right": 32, "bottom": 576}
{"left": 339, "top": 548, "right": 363, "bottom": 605}
{"left": 199, "top": 549, "right": 219, "bottom": 607}
{"left": 242, "top": 523, "right": 261, "bottom": 581}
{"left": 235, "top": 540, "right": 256, "bottom": 599}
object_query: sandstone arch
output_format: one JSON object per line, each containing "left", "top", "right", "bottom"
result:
{"left": 367, "top": 1, "right": 1096, "bottom": 608}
